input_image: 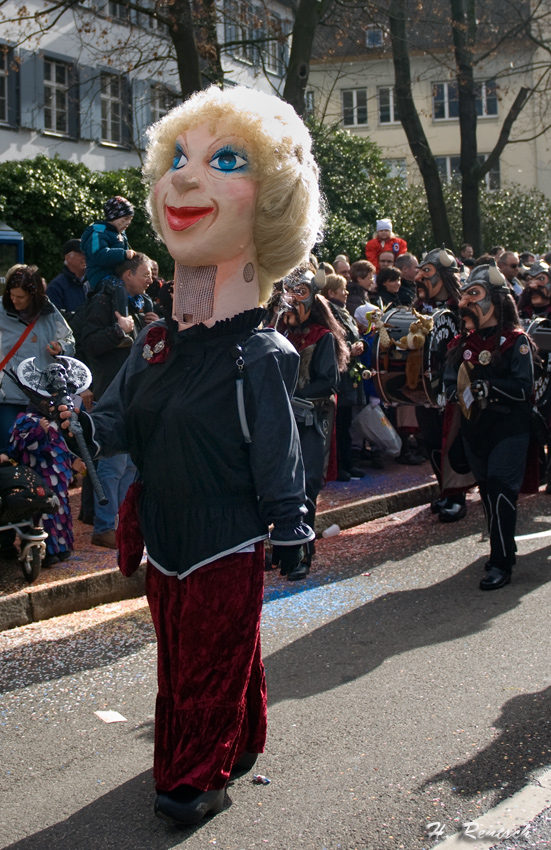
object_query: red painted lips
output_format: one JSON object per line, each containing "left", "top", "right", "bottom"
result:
{"left": 165, "top": 205, "right": 215, "bottom": 231}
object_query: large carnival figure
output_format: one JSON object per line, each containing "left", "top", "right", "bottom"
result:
{"left": 278, "top": 267, "right": 347, "bottom": 579}
{"left": 443, "top": 263, "right": 535, "bottom": 590}
{"left": 414, "top": 246, "right": 471, "bottom": 521}
{"left": 62, "top": 86, "right": 321, "bottom": 824}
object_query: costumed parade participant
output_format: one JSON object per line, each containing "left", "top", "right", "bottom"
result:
{"left": 518, "top": 260, "right": 551, "bottom": 319}
{"left": 365, "top": 218, "right": 407, "bottom": 271}
{"left": 444, "top": 263, "right": 535, "bottom": 590}
{"left": 61, "top": 85, "right": 320, "bottom": 825}
{"left": 277, "top": 267, "right": 346, "bottom": 579}
{"left": 414, "top": 246, "right": 470, "bottom": 521}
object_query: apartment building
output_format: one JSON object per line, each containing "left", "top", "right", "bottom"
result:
{"left": 308, "top": 8, "right": 551, "bottom": 196}
{"left": 0, "top": 0, "right": 292, "bottom": 170}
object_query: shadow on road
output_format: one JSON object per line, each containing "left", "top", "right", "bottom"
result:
{"left": 2, "top": 769, "right": 232, "bottom": 850}
{"left": 422, "top": 684, "right": 551, "bottom": 804}
{"left": 264, "top": 545, "right": 551, "bottom": 706}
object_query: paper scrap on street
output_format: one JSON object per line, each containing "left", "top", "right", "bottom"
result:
{"left": 94, "top": 710, "right": 127, "bottom": 723}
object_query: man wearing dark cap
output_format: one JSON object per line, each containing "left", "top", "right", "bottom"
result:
{"left": 47, "top": 239, "right": 88, "bottom": 317}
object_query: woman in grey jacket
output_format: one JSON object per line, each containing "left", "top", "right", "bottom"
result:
{"left": 0, "top": 265, "right": 75, "bottom": 446}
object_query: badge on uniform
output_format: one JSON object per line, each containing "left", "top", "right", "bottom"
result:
{"left": 463, "top": 350, "right": 472, "bottom": 360}
{"left": 478, "top": 350, "right": 491, "bottom": 365}
{"left": 519, "top": 344, "right": 529, "bottom": 355}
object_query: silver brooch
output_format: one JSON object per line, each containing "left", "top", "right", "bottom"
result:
{"left": 142, "top": 340, "right": 166, "bottom": 360}
{"left": 478, "top": 350, "right": 491, "bottom": 365}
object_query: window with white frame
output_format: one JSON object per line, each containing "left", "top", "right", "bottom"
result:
{"left": 44, "top": 59, "right": 72, "bottom": 135}
{"left": 476, "top": 79, "right": 498, "bottom": 117}
{"left": 435, "top": 154, "right": 500, "bottom": 190}
{"left": 434, "top": 79, "right": 498, "bottom": 120}
{"left": 366, "top": 26, "right": 383, "bottom": 48}
{"left": 264, "top": 11, "right": 285, "bottom": 75}
{"left": 305, "top": 90, "right": 315, "bottom": 117}
{"left": 109, "top": 1, "right": 129, "bottom": 22}
{"left": 224, "top": 0, "right": 254, "bottom": 63}
{"left": 342, "top": 89, "right": 367, "bottom": 126}
{"left": 150, "top": 84, "right": 177, "bottom": 124}
{"left": 384, "top": 158, "right": 407, "bottom": 180}
{"left": 0, "top": 49, "right": 8, "bottom": 125}
{"left": 101, "top": 74, "right": 125, "bottom": 144}
{"left": 378, "top": 86, "right": 400, "bottom": 124}
{"left": 433, "top": 82, "right": 459, "bottom": 120}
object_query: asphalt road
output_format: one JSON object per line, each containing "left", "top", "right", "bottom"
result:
{"left": 1, "top": 493, "right": 551, "bottom": 850}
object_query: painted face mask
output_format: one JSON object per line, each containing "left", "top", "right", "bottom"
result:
{"left": 458, "top": 263, "right": 509, "bottom": 330}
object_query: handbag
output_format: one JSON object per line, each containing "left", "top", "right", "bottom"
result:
{"left": 351, "top": 404, "right": 402, "bottom": 456}
{"left": 116, "top": 480, "right": 145, "bottom": 576}
{"left": 0, "top": 460, "right": 57, "bottom": 524}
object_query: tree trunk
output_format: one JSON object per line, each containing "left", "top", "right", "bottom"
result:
{"left": 283, "top": 0, "right": 332, "bottom": 116}
{"left": 451, "top": 0, "right": 482, "bottom": 253}
{"left": 166, "top": 0, "right": 204, "bottom": 99}
{"left": 389, "top": 0, "right": 454, "bottom": 249}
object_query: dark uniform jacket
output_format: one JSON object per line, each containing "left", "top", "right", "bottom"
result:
{"left": 84, "top": 309, "right": 311, "bottom": 577}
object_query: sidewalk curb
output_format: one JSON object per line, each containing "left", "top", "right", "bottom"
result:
{"left": 0, "top": 481, "right": 439, "bottom": 632}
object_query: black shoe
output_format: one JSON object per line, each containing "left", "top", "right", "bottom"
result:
{"left": 154, "top": 786, "right": 225, "bottom": 825}
{"left": 287, "top": 561, "right": 310, "bottom": 581}
{"left": 337, "top": 469, "right": 351, "bottom": 482}
{"left": 231, "top": 752, "right": 258, "bottom": 777}
{"left": 480, "top": 565, "right": 511, "bottom": 590}
{"left": 57, "top": 550, "right": 72, "bottom": 562}
{"left": 438, "top": 502, "right": 467, "bottom": 523}
{"left": 349, "top": 467, "right": 366, "bottom": 479}
{"left": 430, "top": 497, "right": 449, "bottom": 515}
{"left": 42, "top": 554, "right": 60, "bottom": 568}
{"left": 396, "top": 450, "right": 425, "bottom": 465}
{"left": 0, "top": 544, "right": 19, "bottom": 560}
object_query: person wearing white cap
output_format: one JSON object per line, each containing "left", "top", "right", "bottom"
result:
{"left": 365, "top": 218, "right": 408, "bottom": 272}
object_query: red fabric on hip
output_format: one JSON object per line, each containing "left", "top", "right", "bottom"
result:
{"left": 146, "top": 543, "right": 267, "bottom": 793}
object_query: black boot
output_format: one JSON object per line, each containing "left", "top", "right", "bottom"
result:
{"left": 479, "top": 478, "right": 517, "bottom": 590}
{"left": 155, "top": 785, "right": 225, "bottom": 825}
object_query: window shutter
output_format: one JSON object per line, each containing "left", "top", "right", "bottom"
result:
{"left": 122, "top": 75, "right": 133, "bottom": 148}
{"left": 79, "top": 65, "right": 101, "bottom": 141}
{"left": 132, "top": 78, "right": 150, "bottom": 150}
{"left": 7, "top": 48, "right": 18, "bottom": 128}
{"left": 68, "top": 63, "right": 80, "bottom": 139}
{"left": 19, "top": 50, "right": 44, "bottom": 131}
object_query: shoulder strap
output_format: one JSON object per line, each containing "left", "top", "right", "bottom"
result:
{"left": 0, "top": 315, "right": 39, "bottom": 373}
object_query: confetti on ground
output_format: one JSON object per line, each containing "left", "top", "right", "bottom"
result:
{"left": 252, "top": 774, "right": 271, "bottom": 785}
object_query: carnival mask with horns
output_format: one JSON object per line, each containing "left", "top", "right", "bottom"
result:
{"left": 526, "top": 260, "right": 551, "bottom": 299}
{"left": 459, "top": 261, "right": 509, "bottom": 329}
{"left": 418, "top": 244, "right": 459, "bottom": 298}
{"left": 284, "top": 267, "right": 326, "bottom": 324}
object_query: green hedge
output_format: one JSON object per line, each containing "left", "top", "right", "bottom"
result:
{"left": 1, "top": 146, "right": 549, "bottom": 283}
{"left": 0, "top": 155, "right": 172, "bottom": 282}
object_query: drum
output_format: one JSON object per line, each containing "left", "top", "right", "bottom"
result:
{"left": 524, "top": 316, "right": 551, "bottom": 406}
{"left": 371, "top": 307, "right": 459, "bottom": 406}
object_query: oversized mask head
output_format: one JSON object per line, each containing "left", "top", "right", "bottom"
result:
{"left": 284, "top": 268, "right": 325, "bottom": 325}
{"left": 418, "top": 244, "right": 459, "bottom": 300}
{"left": 526, "top": 261, "right": 551, "bottom": 306}
{"left": 458, "top": 262, "right": 509, "bottom": 331}
{"left": 144, "top": 85, "right": 321, "bottom": 329}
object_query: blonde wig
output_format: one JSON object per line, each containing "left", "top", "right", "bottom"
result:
{"left": 143, "top": 85, "right": 322, "bottom": 303}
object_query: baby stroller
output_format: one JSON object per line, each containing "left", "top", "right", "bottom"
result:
{"left": 0, "top": 461, "right": 58, "bottom": 582}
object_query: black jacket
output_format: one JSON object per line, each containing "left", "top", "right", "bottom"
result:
{"left": 80, "top": 289, "right": 156, "bottom": 399}
{"left": 86, "top": 309, "right": 312, "bottom": 577}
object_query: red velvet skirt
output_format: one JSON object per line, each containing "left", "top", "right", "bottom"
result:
{"left": 146, "top": 543, "right": 267, "bottom": 792}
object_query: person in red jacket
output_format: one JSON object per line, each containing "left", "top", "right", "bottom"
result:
{"left": 365, "top": 218, "right": 407, "bottom": 271}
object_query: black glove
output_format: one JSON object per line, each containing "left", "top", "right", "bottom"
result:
{"left": 271, "top": 544, "right": 304, "bottom": 576}
{"left": 471, "top": 379, "right": 489, "bottom": 400}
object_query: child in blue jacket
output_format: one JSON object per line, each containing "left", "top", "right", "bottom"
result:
{"left": 81, "top": 196, "right": 135, "bottom": 319}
